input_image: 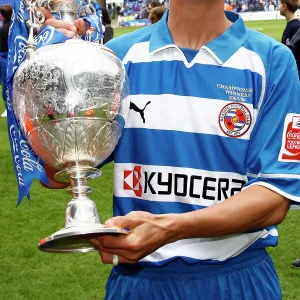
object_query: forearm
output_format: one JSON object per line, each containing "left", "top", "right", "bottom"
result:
{"left": 166, "top": 185, "right": 290, "bottom": 242}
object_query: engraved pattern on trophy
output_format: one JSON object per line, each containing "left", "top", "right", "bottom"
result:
{"left": 13, "top": 0, "right": 130, "bottom": 253}
{"left": 14, "top": 40, "right": 127, "bottom": 171}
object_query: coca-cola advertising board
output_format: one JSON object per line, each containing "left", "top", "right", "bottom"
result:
{"left": 279, "top": 114, "right": 300, "bottom": 162}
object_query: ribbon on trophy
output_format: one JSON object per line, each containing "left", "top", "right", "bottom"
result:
{"left": 81, "top": 1, "right": 104, "bottom": 41}
{"left": 6, "top": 0, "right": 103, "bottom": 206}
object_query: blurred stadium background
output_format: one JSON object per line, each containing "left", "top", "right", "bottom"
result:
{"left": 0, "top": 10, "right": 300, "bottom": 300}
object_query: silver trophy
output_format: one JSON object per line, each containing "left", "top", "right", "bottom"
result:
{"left": 12, "top": 0, "right": 130, "bottom": 253}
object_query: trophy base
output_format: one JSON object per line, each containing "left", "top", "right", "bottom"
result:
{"left": 38, "top": 225, "right": 128, "bottom": 253}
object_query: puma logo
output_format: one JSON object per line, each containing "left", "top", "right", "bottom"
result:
{"left": 129, "top": 101, "right": 151, "bottom": 123}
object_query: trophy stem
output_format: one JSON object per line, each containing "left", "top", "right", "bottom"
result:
{"left": 69, "top": 172, "right": 92, "bottom": 199}
{"left": 61, "top": 166, "right": 102, "bottom": 228}
{"left": 38, "top": 164, "right": 128, "bottom": 253}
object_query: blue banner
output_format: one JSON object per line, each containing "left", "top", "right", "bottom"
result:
{"left": 81, "top": 1, "right": 103, "bottom": 41}
{"left": 6, "top": 0, "right": 48, "bottom": 206}
{"left": 6, "top": 0, "right": 103, "bottom": 205}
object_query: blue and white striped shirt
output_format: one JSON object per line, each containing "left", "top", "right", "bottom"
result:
{"left": 106, "top": 11, "right": 300, "bottom": 266}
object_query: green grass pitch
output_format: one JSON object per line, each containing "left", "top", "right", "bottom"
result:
{"left": 0, "top": 19, "right": 299, "bottom": 300}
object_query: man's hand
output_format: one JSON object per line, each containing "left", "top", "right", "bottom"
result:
{"left": 87, "top": 211, "right": 178, "bottom": 264}
{"left": 38, "top": 7, "right": 89, "bottom": 37}
{"left": 87, "top": 185, "right": 290, "bottom": 265}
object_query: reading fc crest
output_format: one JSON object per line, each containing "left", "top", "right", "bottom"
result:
{"left": 219, "top": 103, "right": 252, "bottom": 138}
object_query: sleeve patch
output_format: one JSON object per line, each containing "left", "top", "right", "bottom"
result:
{"left": 279, "top": 114, "right": 300, "bottom": 163}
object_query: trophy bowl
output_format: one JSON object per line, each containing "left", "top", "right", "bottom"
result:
{"left": 13, "top": 38, "right": 130, "bottom": 253}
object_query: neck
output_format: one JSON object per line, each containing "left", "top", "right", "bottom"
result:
{"left": 168, "top": 0, "right": 232, "bottom": 50}
{"left": 285, "top": 11, "right": 296, "bottom": 23}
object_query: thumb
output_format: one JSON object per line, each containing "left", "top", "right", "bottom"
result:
{"left": 105, "top": 212, "right": 145, "bottom": 230}
{"left": 74, "top": 19, "right": 89, "bottom": 35}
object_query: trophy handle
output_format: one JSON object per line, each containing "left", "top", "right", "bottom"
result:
{"left": 25, "top": 0, "right": 46, "bottom": 59}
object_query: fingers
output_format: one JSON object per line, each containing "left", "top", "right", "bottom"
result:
{"left": 97, "top": 249, "right": 113, "bottom": 264}
{"left": 105, "top": 216, "right": 134, "bottom": 229}
{"left": 93, "top": 233, "right": 138, "bottom": 251}
{"left": 58, "top": 28, "right": 76, "bottom": 38}
{"left": 98, "top": 250, "right": 137, "bottom": 264}
{"left": 79, "top": 211, "right": 159, "bottom": 264}
{"left": 37, "top": 8, "right": 81, "bottom": 38}
{"left": 89, "top": 238, "right": 137, "bottom": 264}
{"left": 117, "top": 255, "right": 137, "bottom": 264}
{"left": 44, "top": 18, "right": 78, "bottom": 35}
{"left": 36, "top": 8, "right": 89, "bottom": 37}
{"left": 88, "top": 234, "right": 148, "bottom": 263}
{"left": 105, "top": 211, "right": 152, "bottom": 230}
{"left": 37, "top": 7, "right": 55, "bottom": 21}
{"left": 91, "top": 237, "right": 139, "bottom": 261}
{"left": 74, "top": 19, "right": 89, "bottom": 35}
{"left": 88, "top": 235, "right": 132, "bottom": 251}
{"left": 80, "top": 233, "right": 136, "bottom": 253}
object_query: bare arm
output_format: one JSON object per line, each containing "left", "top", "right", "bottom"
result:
{"left": 89, "top": 185, "right": 290, "bottom": 264}
{"left": 170, "top": 185, "right": 289, "bottom": 240}
{"left": 37, "top": 7, "right": 89, "bottom": 37}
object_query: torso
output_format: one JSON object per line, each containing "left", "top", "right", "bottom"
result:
{"left": 282, "top": 19, "right": 300, "bottom": 46}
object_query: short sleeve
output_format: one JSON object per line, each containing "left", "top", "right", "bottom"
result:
{"left": 244, "top": 45, "right": 300, "bottom": 204}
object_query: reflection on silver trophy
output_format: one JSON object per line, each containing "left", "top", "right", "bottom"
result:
{"left": 12, "top": 0, "right": 130, "bottom": 253}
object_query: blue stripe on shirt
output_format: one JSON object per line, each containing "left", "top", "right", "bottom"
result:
{"left": 125, "top": 61, "right": 262, "bottom": 108}
{"left": 114, "top": 128, "right": 248, "bottom": 174}
{"left": 113, "top": 195, "right": 205, "bottom": 216}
